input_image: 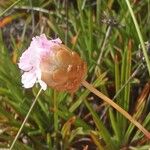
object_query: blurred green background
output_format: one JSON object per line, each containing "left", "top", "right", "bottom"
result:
{"left": 0, "top": 0, "right": 150, "bottom": 149}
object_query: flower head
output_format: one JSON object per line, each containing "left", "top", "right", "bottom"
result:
{"left": 18, "top": 34, "right": 87, "bottom": 93}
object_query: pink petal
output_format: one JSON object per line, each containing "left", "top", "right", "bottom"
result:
{"left": 39, "top": 80, "right": 47, "bottom": 90}
{"left": 36, "top": 68, "right": 47, "bottom": 90}
{"left": 18, "top": 50, "right": 32, "bottom": 71}
{"left": 21, "top": 71, "right": 37, "bottom": 88}
{"left": 18, "top": 34, "right": 62, "bottom": 89}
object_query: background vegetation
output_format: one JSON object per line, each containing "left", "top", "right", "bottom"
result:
{"left": 0, "top": 0, "right": 150, "bottom": 149}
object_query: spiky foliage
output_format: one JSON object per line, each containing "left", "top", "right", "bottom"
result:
{"left": 0, "top": 0, "right": 150, "bottom": 149}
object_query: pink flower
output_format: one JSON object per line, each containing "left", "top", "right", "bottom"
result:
{"left": 18, "top": 34, "right": 87, "bottom": 93}
{"left": 18, "top": 34, "right": 62, "bottom": 90}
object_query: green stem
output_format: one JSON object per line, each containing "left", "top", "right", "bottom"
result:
{"left": 125, "top": 0, "right": 150, "bottom": 75}
{"left": 97, "top": 26, "right": 112, "bottom": 67}
{"left": 10, "top": 88, "right": 43, "bottom": 150}
{"left": 54, "top": 90, "right": 58, "bottom": 131}
{"left": 0, "top": 0, "right": 21, "bottom": 17}
{"left": 92, "top": 26, "right": 112, "bottom": 82}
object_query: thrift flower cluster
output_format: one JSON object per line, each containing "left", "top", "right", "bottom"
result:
{"left": 18, "top": 34, "right": 86, "bottom": 93}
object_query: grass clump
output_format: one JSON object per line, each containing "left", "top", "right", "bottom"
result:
{"left": 0, "top": 0, "right": 150, "bottom": 149}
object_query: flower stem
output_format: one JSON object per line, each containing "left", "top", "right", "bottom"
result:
{"left": 124, "top": 0, "right": 150, "bottom": 75}
{"left": 82, "top": 80, "right": 150, "bottom": 139}
{"left": 10, "top": 88, "right": 43, "bottom": 150}
{"left": 0, "top": 0, "right": 21, "bottom": 17}
{"left": 54, "top": 90, "right": 58, "bottom": 131}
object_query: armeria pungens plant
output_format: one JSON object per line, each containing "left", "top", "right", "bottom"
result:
{"left": 10, "top": 34, "right": 150, "bottom": 150}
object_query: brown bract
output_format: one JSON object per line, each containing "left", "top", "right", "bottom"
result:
{"left": 40, "top": 44, "right": 87, "bottom": 93}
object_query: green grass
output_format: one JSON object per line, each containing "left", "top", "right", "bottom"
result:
{"left": 0, "top": 0, "right": 150, "bottom": 149}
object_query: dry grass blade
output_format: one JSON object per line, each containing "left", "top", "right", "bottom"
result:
{"left": 82, "top": 80, "right": 150, "bottom": 140}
